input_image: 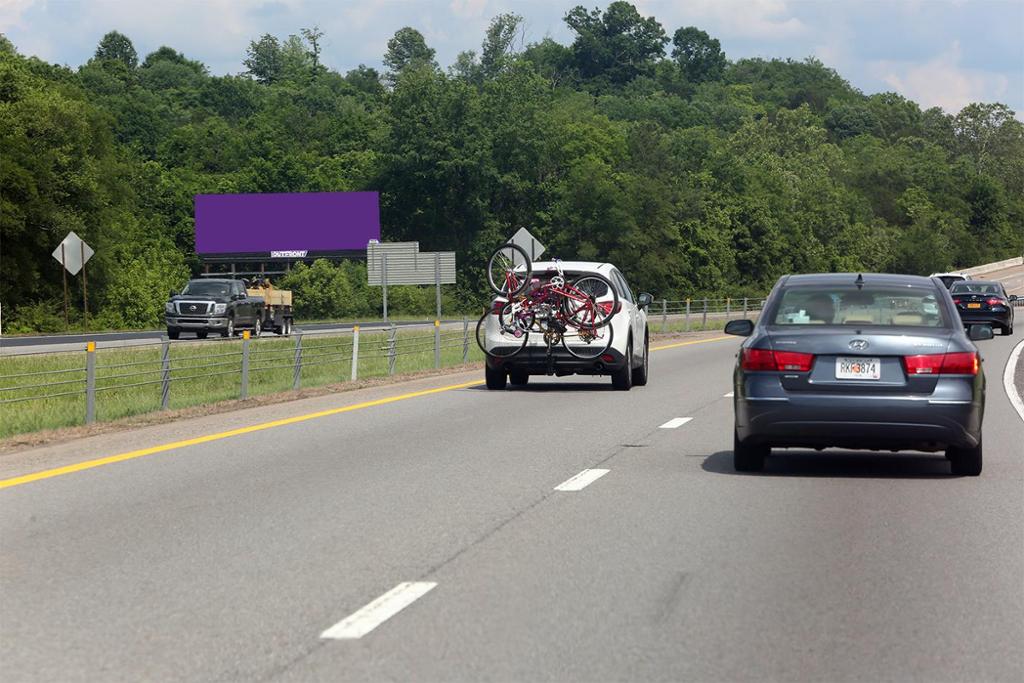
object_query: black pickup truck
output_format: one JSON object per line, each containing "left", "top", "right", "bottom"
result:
{"left": 165, "top": 279, "right": 264, "bottom": 339}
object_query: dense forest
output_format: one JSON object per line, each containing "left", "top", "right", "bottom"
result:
{"left": 2, "top": 2, "right": 1022, "bottom": 332}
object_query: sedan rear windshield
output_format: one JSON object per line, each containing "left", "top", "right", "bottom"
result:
{"left": 950, "top": 283, "right": 1001, "bottom": 295}
{"left": 770, "top": 285, "right": 947, "bottom": 327}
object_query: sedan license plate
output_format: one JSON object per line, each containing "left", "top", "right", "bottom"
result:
{"left": 836, "top": 357, "right": 881, "bottom": 380}
{"left": 967, "top": 303, "right": 982, "bottom": 309}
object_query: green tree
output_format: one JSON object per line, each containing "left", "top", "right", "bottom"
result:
{"left": 244, "top": 34, "right": 283, "bottom": 84}
{"left": 671, "top": 26, "right": 725, "bottom": 84}
{"left": 94, "top": 31, "right": 138, "bottom": 69}
{"left": 383, "top": 27, "right": 437, "bottom": 84}
{"left": 564, "top": 1, "right": 668, "bottom": 88}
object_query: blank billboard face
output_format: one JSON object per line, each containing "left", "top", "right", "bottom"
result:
{"left": 194, "top": 192, "right": 381, "bottom": 255}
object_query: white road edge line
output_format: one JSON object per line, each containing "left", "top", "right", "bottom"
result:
{"left": 724, "top": 392, "right": 734, "bottom": 398}
{"left": 659, "top": 417, "right": 694, "bottom": 429}
{"left": 554, "top": 468, "right": 610, "bottom": 491}
{"left": 1003, "top": 338, "right": 1024, "bottom": 424}
{"left": 321, "top": 582, "right": 437, "bottom": 640}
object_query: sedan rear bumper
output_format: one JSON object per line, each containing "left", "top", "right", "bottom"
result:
{"left": 956, "top": 310, "right": 1012, "bottom": 328}
{"left": 737, "top": 394, "right": 982, "bottom": 451}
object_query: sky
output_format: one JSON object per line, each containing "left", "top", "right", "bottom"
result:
{"left": 2, "top": 0, "right": 1022, "bottom": 115}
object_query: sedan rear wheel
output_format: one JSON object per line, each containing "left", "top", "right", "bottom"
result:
{"left": 948, "top": 437, "right": 982, "bottom": 476}
{"left": 733, "top": 429, "right": 768, "bottom": 472}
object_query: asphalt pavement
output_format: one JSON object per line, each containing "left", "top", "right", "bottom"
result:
{"left": 1, "top": 328, "right": 1022, "bottom": 682}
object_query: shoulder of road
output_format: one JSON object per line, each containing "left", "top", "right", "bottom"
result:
{"left": 0, "top": 330, "right": 733, "bottom": 484}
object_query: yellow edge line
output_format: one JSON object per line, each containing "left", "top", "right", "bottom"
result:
{"left": 0, "top": 380, "right": 484, "bottom": 490}
{"left": 650, "top": 335, "right": 732, "bottom": 351}
{"left": 2, "top": 334, "right": 735, "bottom": 491}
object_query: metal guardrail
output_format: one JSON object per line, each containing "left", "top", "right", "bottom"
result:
{"left": 653, "top": 297, "right": 767, "bottom": 333}
{"left": 0, "top": 319, "right": 477, "bottom": 428}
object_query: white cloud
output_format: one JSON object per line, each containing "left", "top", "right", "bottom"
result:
{"left": 638, "top": 0, "right": 807, "bottom": 39}
{"left": 450, "top": 0, "right": 489, "bottom": 19}
{"left": 870, "top": 40, "right": 1010, "bottom": 113}
{"left": 0, "top": 0, "right": 37, "bottom": 32}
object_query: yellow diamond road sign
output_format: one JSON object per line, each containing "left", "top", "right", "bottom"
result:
{"left": 52, "top": 231, "right": 94, "bottom": 276}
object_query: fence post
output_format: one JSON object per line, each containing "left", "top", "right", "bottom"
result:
{"left": 351, "top": 325, "right": 359, "bottom": 382}
{"left": 292, "top": 331, "right": 302, "bottom": 390}
{"left": 743, "top": 297, "right": 748, "bottom": 318}
{"left": 661, "top": 299, "right": 667, "bottom": 333}
{"left": 702, "top": 298, "right": 708, "bottom": 328}
{"left": 726, "top": 297, "right": 731, "bottom": 317}
{"left": 434, "top": 319, "right": 441, "bottom": 369}
{"left": 388, "top": 325, "right": 397, "bottom": 376}
{"left": 685, "top": 299, "right": 691, "bottom": 332}
{"left": 160, "top": 336, "right": 170, "bottom": 410}
{"left": 240, "top": 330, "right": 250, "bottom": 399}
{"left": 462, "top": 315, "right": 469, "bottom": 363}
{"left": 85, "top": 341, "right": 96, "bottom": 424}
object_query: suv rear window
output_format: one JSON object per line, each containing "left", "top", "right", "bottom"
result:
{"left": 770, "top": 286, "right": 946, "bottom": 327}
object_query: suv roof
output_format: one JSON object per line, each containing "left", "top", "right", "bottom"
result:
{"left": 528, "top": 260, "right": 614, "bottom": 275}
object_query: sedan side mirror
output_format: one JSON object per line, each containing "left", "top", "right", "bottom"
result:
{"left": 968, "top": 324, "right": 994, "bottom": 342}
{"left": 725, "top": 319, "right": 755, "bottom": 337}
{"left": 637, "top": 292, "right": 654, "bottom": 310}
{"left": 1009, "top": 295, "right": 1019, "bottom": 303}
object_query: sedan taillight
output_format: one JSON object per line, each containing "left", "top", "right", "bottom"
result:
{"left": 903, "top": 352, "right": 978, "bottom": 376}
{"left": 985, "top": 297, "right": 1004, "bottom": 306}
{"left": 741, "top": 348, "right": 814, "bottom": 372}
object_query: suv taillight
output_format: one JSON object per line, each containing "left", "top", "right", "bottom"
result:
{"left": 741, "top": 348, "right": 814, "bottom": 372}
{"left": 491, "top": 300, "right": 506, "bottom": 315}
{"left": 903, "top": 352, "right": 978, "bottom": 376}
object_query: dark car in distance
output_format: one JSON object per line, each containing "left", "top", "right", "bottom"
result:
{"left": 949, "top": 280, "right": 1016, "bottom": 335}
{"left": 725, "top": 273, "right": 992, "bottom": 476}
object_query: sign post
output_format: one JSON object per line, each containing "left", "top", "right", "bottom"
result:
{"left": 367, "top": 241, "right": 456, "bottom": 320}
{"left": 52, "top": 232, "right": 94, "bottom": 332}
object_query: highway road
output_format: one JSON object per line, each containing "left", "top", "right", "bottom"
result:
{"left": 2, "top": 328, "right": 1022, "bottom": 681}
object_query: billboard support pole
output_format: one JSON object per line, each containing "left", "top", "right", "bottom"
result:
{"left": 382, "top": 254, "right": 389, "bottom": 322}
{"left": 435, "top": 253, "right": 441, "bottom": 320}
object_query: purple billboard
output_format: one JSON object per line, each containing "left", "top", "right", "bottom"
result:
{"left": 194, "top": 192, "right": 381, "bottom": 257}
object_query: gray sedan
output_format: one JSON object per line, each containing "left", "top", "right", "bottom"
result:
{"left": 725, "top": 273, "right": 992, "bottom": 475}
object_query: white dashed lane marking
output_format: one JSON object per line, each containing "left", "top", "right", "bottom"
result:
{"left": 321, "top": 582, "right": 437, "bottom": 640}
{"left": 659, "top": 417, "right": 694, "bottom": 429}
{"left": 555, "top": 469, "right": 610, "bottom": 491}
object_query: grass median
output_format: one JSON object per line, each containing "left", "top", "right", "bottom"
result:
{"left": 0, "top": 326, "right": 484, "bottom": 439}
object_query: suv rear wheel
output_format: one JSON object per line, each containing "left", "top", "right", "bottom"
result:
{"left": 631, "top": 333, "right": 649, "bottom": 386}
{"left": 485, "top": 364, "right": 507, "bottom": 390}
{"left": 611, "top": 339, "right": 633, "bottom": 390}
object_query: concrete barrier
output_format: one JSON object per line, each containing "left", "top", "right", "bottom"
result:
{"left": 960, "top": 256, "right": 1024, "bottom": 277}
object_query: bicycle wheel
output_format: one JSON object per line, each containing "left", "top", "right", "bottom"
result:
{"left": 476, "top": 309, "right": 529, "bottom": 359}
{"left": 498, "top": 297, "right": 535, "bottom": 335}
{"left": 560, "top": 273, "right": 619, "bottom": 329}
{"left": 487, "top": 243, "right": 532, "bottom": 297}
{"left": 561, "top": 323, "right": 614, "bottom": 360}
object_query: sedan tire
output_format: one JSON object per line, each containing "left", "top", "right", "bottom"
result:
{"left": 948, "top": 437, "right": 982, "bottom": 476}
{"left": 734, "top": 429, "right": 768, "bottom": 472}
